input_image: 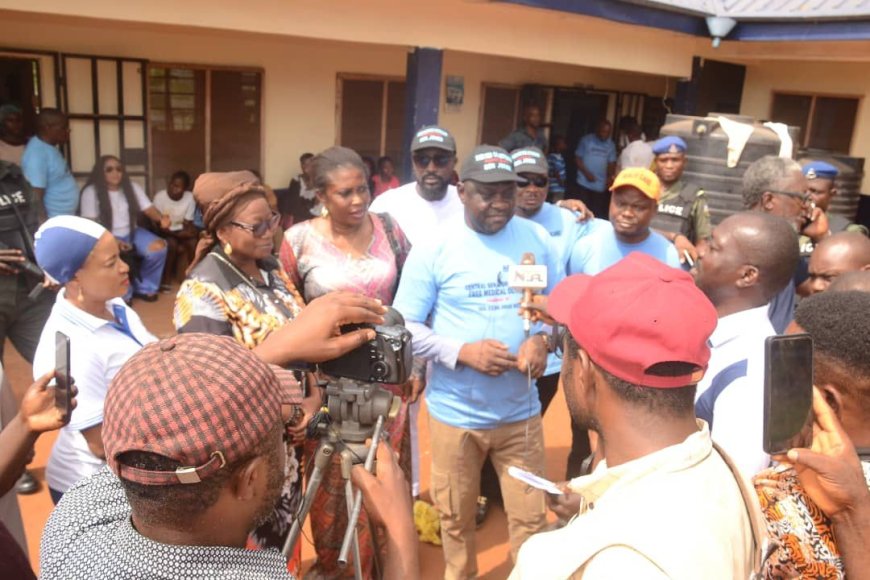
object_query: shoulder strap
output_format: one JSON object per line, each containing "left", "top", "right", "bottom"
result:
{"left": 376, "top": 212, "right": 403, "bottom": 276}
{"left": 678, "top": 181, "right": 703, "bottom": 203}
{"left": 695, "top": 359, "right": 748, "bottom": 429}
{"left": 711, "top": 442, "right": 776, "bottom": 580}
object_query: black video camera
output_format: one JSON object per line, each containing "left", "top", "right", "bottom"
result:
{"left": 320, "top": 306, "right": 412, "bottom": 384}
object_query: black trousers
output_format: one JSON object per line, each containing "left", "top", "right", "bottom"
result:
{"left": 480, "top": 372, "right": 561, "bottom": 503}
{"left": 577, "top": 185, "right": 611, "bottom": 221}
{"left": 0, "top": 277, "right": 54, "bottom": 364}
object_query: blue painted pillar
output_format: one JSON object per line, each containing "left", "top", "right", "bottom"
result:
{"left": 402, "top": 48, "right": 443, "bottom": 181}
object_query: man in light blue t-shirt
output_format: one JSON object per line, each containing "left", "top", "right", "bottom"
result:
{"left": 573, "top": 119, "right": 616, "bottom": 219}
{"left": 569, "top": 167, "right": 681, "bottom": 276}
{"left": 22, "top": 109, "right": 78, "bottom": 221}
{"left": 393, "top": 145, "right": 562, "bottom": 579}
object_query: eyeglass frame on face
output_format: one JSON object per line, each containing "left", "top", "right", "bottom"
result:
{"left": 229, "top": 211, "right": 281, "bottom": 238}
{"left": 518, "top": 174, "right": 549, "bottom": 188}
{"left": 767, "top": 189, "right": 811, "bottom": 205}
{"left": 104, "top": 164, "right": 124, "bottom": 174}
{"left": 412, "top": 152, "right": 453, "bottom": 169}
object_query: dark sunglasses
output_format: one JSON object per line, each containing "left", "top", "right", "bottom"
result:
{"left": 230, "top": 211, "right": 281, "bottom": 237}
{"left": 412, "top": 153, "right": 452, "bottom": 168}
{"left": 104, "top": 165, "right": 123, "bottom": 174}
{"left": 518, "top": 175, "right": 549, "bottom": 188}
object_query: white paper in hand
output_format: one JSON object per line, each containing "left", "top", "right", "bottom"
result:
{"left": 507, "top": 466, "right": 563, "bottom": 495}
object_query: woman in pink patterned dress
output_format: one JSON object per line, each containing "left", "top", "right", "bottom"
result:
{"left": 279, "top": 146, "right": 414, "bottom": 579}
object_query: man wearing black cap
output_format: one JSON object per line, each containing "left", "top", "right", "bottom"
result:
{"left": 649, "top": 135, "right": 711, "bottom": 263}
{"left": 40, "top": 334, "right": 418, "bottom": 580}
{"left": 370, "top": 125, "right": 463, "bottom": 499}
{"left": 511, "top": 253, "right": 762, "bottom": 579}
{"left": 394, "top": 145, "right": 562, "bottom": 578}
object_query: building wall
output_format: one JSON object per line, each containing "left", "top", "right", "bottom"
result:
{"left": 0, "top": 11, "right": 678, "bottom": 190}
{"left": 740, "top": 60, "right": 869, "bottom": 192}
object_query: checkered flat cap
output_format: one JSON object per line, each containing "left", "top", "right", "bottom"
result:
{"left": 104, "top": 333, "right": 301, "bottom": 486}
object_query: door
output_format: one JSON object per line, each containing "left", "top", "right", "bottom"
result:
{"left": 0, "top": 49, "right": 61, "bottom": 145}
{"left": 551, "top": 89, "right": 610, "bottom": 188}
{"left": 61, "top": 54, "right": 149, "bottom": 192}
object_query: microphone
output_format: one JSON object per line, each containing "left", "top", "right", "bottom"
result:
{"left": 508, "top": 253, "right": 548, "bottom": 336}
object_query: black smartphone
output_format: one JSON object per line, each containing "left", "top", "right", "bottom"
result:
{"left": 55, "top": 331, "right": 72, "bottom": 423}
{"left": 763, "top": 334, "right": 814, "bottom": 455}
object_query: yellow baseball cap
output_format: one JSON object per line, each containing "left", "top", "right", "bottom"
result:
{"left": 609, "top": 167, "right": 662, "bottom": 201}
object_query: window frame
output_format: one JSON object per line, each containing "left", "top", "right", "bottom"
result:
{"left": 335, "top": 73, "right": 406, "bottom": 158}
{"left": 769, "top": 90, "right": 862, "bottom": 154}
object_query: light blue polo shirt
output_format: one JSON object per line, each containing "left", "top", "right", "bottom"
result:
{"left": 22, "top": 136, "right": 80, "bottom": 217}
{"left": 394, "top": 216, "right": 563, "bottom": 429}
{"left": 525, "top": 203, "right": 602, "bottom": 376}
{"left": 568, "top": 219, "right": 681, "bottom": 275}
{"left": 574, "top": 134, "right": 616, "bottom": 192}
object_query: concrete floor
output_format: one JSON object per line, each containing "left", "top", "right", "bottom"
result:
{"left": 5, "top": 288, "right": 573, "bottom": 579}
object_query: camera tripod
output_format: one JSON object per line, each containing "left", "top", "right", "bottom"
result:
{"left": 282, "top": 379, "right": 400, "bottom": 580}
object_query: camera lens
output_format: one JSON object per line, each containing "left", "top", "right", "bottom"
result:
{"left": 372, "top": 361, "right": 389, "bottom": 379}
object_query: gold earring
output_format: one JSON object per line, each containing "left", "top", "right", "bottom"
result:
{"left": 321, "top": 206, "right": 329, "bottom": 218}
{"left": 223, "top": 241, "right": 233, "bottom": 256}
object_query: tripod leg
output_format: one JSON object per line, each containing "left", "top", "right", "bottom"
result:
{"left": 338, "top": 415, "right": 386, "bottom": 567}
{"left": 344, "top": 473, "right": 364, "bottom": 580}
{"left": 282, "top": 440, "right": 335, "bottom": 559}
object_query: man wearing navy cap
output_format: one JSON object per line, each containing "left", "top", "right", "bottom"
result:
{"left": 394, "top": 145, "right": 562, "bottom": 578}
{"left": 650, "top": 135, "right": 711, "bottom": 261}
{"left": 799, "top": 161, "right": 868, "bottom": 255}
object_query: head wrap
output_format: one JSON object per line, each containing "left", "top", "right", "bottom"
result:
{"left": 187, "top": 170, "right": 267, "bottom": 273}
{"left": 34, "top": 216, "right": 108, "bottom": 284}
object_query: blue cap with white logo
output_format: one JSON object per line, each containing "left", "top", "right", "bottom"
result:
{"left": 652, "top": 135, "right": 688, "bottom": 156}
{"left": 802, "top": 161, "right": 839, "bottom": 181}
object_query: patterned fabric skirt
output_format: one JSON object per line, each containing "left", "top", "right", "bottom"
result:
{"left": 305, "top": 387, "right": 411, "bottom": 579}
{"left": 247, "top": 445, "right": 305, "bottom": 576}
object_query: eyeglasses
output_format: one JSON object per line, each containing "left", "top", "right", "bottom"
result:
{"left": 769, "top": 189, "right": 811, "bottom": 205}
{"left": 518, "top": 175, "right": 549, "bottom": 188}
{"left": 104, "top": 165, "right": 123, "bottom": 174}
{"left": 230, "top": 211, "right": 281, "bottom": 237}
{"left": 412, "top": 153, "right": 452, "bottom": 168}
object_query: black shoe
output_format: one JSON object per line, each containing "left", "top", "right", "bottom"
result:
{"left": 134, "top": 292, "right": 159, "bottom": 302}
{"left": 16, "top": 471, "right": 40, "bottom": 495}
{"left": 475, "top": 496, "right": 489, "bottom": 528}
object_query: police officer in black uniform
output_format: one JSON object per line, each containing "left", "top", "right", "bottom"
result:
{"left": 650, "top": 136, "right": 711, "bottom": 263}
{"left": 0, "top": 159, "right": 55, "bottom": 494}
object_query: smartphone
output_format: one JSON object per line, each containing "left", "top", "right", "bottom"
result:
{"left": 55, "top": 331, "right": 72, "bottom": 423}
{"left": 763, "top": 334, "right": 813, "bottom": 455}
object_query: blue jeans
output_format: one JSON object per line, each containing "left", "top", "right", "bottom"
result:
{"left": 118, "top": 228, "right": 168, "bottom": 298}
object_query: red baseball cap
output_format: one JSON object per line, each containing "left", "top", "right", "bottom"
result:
{"left": 549, "top": 253, "right": 717, "bottom": 388}
{"left": 103, "top": 333, "right": 303, "bottom": 486}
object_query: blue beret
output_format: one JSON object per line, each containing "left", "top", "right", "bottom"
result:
{"left": 802, "top": 161, "right": 838, "bottom": 181}
{"left": 652, "top": 135, "right": 687, "bottom": 155}
{"left": 35, "top": 216, "right": 108, "bottom": 284}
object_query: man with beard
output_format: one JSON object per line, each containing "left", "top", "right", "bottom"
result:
{"left": 370, "top": 125, "right": 463, "bottom": 245}
{"left": 394, "top": 145, "right": 560, "bottom": 579}
{"left": 370, "top": 125, "right": 463, "bottom": 499}
{"left": 40, "top": 334, "right": 418, "bottom": 580}
{"left": 567, "top": 167, "right": 680, "bottom": 275}
{"left": 692, "top": 212, "right": 799, "bottom": 476}
{"left": 511, "top": 253, "right": 761, "bottom": 579}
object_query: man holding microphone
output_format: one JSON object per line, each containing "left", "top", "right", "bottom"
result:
{"left": 394, "top": 144, "right": 562, "bottom": 579}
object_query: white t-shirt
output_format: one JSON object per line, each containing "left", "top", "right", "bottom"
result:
{"left": 618, "top": 140, "right": 655, "bottom": 171}
{"left": 153, "top": 189, "right": 196, "bottom": 231}
{"left": 79, "top": 182, "right": 153, "bottom": 238}
{"left": 368, "top": 182, "right": 463, "bottom": 246}
{"left": 33, "top": 290, "right": 157, "bottom": 493}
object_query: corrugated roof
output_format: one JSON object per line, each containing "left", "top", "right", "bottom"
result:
{"left": 634, "top": 0, "right": 870, "bottom": 19}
